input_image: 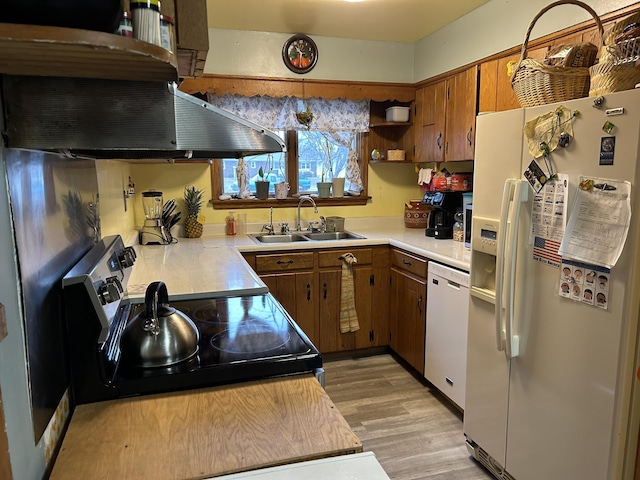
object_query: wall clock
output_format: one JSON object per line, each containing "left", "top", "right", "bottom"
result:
{"left": 282, "top": 34, "right": 318, "bottom": 74}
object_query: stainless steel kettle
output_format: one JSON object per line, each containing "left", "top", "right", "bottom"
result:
{"left": 121, "top": 281, "right": 199, "bottom": 368}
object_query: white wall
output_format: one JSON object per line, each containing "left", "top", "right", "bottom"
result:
{"left": 414, "top": 0, "right": 638, "bottom": 81}
{"left": 205, "top": 29, "right": 415, "bottom": 83}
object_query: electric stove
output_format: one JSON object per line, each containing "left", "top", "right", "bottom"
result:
{"left": 62, "top": 235, "right": 323, "bottom": 405}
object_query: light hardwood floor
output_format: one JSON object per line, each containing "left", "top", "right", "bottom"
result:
{"left": 323, "top": 353, "right": 494, "bottom": 480}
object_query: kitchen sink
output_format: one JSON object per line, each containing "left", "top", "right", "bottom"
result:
{"left": 303, "top": 231, "right": 365, "bottom": 241}
{"left": 249, "top": 233, "right": 309, "bottom": 243}
{"left": 248, "top": 231, "right": 366, "bottom": 244}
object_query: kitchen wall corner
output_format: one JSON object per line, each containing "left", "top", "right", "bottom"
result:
{"left": 96, "top": 161, "right": 137, "bottom": 238}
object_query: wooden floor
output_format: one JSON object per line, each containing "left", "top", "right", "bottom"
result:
{"left": 323, "top": 353, "right": 494, "bottom": 480}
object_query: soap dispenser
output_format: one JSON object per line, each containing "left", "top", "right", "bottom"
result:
{"left": 226, "top": 211, "right": 237, "bottom": 236}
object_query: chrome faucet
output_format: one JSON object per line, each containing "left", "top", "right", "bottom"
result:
{"left": 262, "top": 206, "right": 275, "bottom": 234}
{"left": 296, "top": 196, "right": 318, "bottom": 231}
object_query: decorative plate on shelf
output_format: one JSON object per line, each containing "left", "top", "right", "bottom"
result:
{"left": 282, "top": 34, "right": 318, "bottom": 74}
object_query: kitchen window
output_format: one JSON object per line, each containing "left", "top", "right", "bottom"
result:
{"left": 208, "top": 95, "right": 370, "bottom": 208}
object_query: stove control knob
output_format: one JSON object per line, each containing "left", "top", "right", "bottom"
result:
{"left": 118, "top": 246, "right": 137, "bottom": 268}
{"left": 98, "top": 277, "right": 122, "bottom": 305}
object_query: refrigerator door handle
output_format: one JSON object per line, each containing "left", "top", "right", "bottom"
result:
{"left": 495, "top": 178, "right": 515, "bottom": 352}
{"left": 503, "top": 179, "right": 529, "bottom": 359}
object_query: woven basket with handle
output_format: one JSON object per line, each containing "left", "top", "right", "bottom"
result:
{"left": 590, "top": 10, "right": 640, "bottom": 96}
{"left": 511, "top": 0, "right": 604, "bottom": 107}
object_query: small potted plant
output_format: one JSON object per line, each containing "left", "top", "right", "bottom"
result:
{"left": 317, "top": 138, "right": 333, "bottom": 198}
{"left": 255, "top": 155, "right": 273, "bottom": 200}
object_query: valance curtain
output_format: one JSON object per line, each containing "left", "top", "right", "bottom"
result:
{"left": 206, "top": 94, "right": 369, "bottom": 193}
{"left": 206, "top": 94, "right": 370, "bottom": 132}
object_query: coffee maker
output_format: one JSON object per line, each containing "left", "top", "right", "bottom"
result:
{"left": 422, "top": 191, "right": 462, "bottom": 239}
{"left": 139, "top": 190, "right": 170, "bottom": 245}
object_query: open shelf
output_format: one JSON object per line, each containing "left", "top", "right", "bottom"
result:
{"left": 0, "top": 22, "right": 178, "bottom": 82}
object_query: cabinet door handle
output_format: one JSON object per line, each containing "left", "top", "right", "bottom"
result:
{"left": 436, "top": 132, "right": 442, "bottom": 150}
{"left": 417, "top": 294, "right": 423, "bottom": 313}
{"left": 323, "top": 283, "right": 327, "bottom": 299}
{"left": 402, "top": 259, "right": 412, "bottom": 267}
{"left": 467, "top": 126, "right": 473, "bottom": 146}
{"left": 307, "top": 283, "right": 311, "bottom": 301}
{"left": 277, "top": 259, "right": 294, "bottom": 265}
{"left": 445, "top": 376, "right": 454, "bottom": 386}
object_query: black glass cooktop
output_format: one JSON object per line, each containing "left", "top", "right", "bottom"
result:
{"left": 113, "top": 294, "right": 322, "bottom": 397}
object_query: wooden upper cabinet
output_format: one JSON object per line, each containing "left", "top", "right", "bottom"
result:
{"left": 415, "top": 66, "right": 478, "bottom": 163}
{"left": 415, "top": 81, "right": 446, "bottom": 163}
{"left": 479, "top": 55, "right": 521, "bottom": 113}
{"left": 444, "top": 66, "right": 478, "bottom": 162}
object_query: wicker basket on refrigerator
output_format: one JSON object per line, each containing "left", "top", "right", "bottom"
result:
{"left": 511, "top": 0, "right": 603, "bottom": 107}
{"left": 589, "top": 10, "right": 640, "bottom": 96}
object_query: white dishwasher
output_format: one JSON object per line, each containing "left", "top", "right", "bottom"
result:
{"left": 424, "top": 261, "right": 470, "bottom": 410}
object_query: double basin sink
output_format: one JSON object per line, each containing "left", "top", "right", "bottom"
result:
{"left": 249, "top": 231, "right": 365, "bottom": 244}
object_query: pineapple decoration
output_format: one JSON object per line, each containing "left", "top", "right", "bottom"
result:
{"left": 183, "top": 186, "right": 204, "bottom": 238}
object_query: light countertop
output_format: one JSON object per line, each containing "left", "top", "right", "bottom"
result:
{"left": 126, "top": 217, "right": 470, "bottom": 302}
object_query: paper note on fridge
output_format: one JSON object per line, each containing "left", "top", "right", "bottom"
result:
{"left": 558, "top": 177, "right": 631, "bottom": 268}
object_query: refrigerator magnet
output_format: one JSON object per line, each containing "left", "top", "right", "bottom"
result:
{"left": 599, "top": 136, "right": 615, "bottom": 165}
{"left": 524, "top": 160, "right": 547, "bottom": 193}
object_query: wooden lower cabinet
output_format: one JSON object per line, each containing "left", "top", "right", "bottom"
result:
{"left": 261, "top": 272, "right": 317, "bottom": 346}
{"left": 243, "top": 246, "right": 389, "bottom": 354}
{"left": 243, "top": 251, "right": 317, "bottom": 345}
{"left": 389, "top": 248, "right": 428, "bottom": 375}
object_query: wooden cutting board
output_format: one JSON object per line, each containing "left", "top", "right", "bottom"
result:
{"left": 50, "top": 375, "right": 362, "bottom": 480}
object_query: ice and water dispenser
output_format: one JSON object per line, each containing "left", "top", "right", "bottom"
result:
{"left": 469, "top": 216, "right": 499, "bottom": 303}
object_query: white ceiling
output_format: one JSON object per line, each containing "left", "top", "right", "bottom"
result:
{"left": 206, "top": 0, "right": 490, "bottom": 43}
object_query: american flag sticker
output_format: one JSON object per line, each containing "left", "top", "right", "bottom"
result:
{"left": 533, "top": 236, "right": 561, "bottom": 267}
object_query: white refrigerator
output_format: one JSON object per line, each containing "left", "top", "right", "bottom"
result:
{"left": 464, "top": 88, "right": 640, "bottom": 480}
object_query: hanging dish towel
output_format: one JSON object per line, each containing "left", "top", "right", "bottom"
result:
{"left": 418, "top": 168, "right": 433, "bottom": 192}
{"left": 339, "top": 253, "right": 360, "bottom": 333}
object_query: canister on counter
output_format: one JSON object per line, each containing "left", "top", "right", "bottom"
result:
{"left": 404, "top": 200, "right": 432, "bottom": 228}
{"left": 160, "top": 14, "right": 176, "bottom": 53}
{"left": 131, "top": 0, "right": 161, "bottom": 47}
{"left": 453, "top": 210, "right": 464, "bottom": 242}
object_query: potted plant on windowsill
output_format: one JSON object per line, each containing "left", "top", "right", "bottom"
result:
{"left": 255, "top": 155, "right": 273, "bottom": 200}
{"left": 317, "top": 175, "right": 332, "bottom": 198}
{"left": 317, "top": 138, "right": 333, "bottom": 198}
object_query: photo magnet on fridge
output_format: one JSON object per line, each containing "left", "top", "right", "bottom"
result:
{"left": 599, "top": 136, "right": 615, "bottom": 165}
{"left": 524, "top": 160, "right": 547, "bottom": 193}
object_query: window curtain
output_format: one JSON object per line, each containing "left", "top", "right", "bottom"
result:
{"left": 206, "top": 94, "right": 370, "bottom": 132}
{"left": 207, "top": 94, "right": 369, "bottom": 193}
{"left": 322, "top": 132, "right": 363, "bottom": 192}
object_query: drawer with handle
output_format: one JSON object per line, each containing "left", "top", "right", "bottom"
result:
{"left": 390, "top": 249, "right": 427, "bottom": 278}
{"left": 317, "top": 248, "right": 373, "bottom": 268}
{"left": 255, "top": 252, "right": 314, "bottom": 272}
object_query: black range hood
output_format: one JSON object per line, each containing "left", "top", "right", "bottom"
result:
{"left": 1, "top": 76, "right": 285, "bottom": 160}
